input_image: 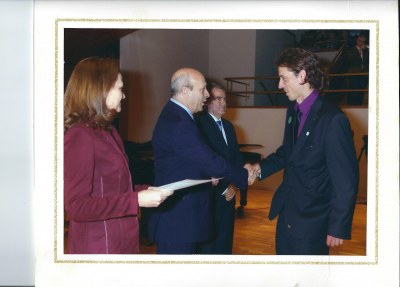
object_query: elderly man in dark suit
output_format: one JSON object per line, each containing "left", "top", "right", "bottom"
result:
{"left": 250, "top": 48, "right": 359, "bottom": 255}
{"left": 149, "top": 68, "right": 253, "bottom": 254}
{"left": 196, "top": 81, "right": 247, "bottom": 254}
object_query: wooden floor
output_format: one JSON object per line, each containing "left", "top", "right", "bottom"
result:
{"left": 140, "top": 187, "right": 367, "bottom": 255}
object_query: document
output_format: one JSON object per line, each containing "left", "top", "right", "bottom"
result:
{"left": 159, "top": 178, "right": 223, "bottom": 191}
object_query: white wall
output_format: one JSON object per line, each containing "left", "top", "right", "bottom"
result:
{"left": 120, "top": 29, "right": 209, "bottom": 142}
{"left": 225, "top": 107, "right": 286, "bottom": 190}
{"left": 208, "top": 30, "right": 257, "bottom": 106}
{"left": 0, "top": 0, "right": 34, "bottom": 286}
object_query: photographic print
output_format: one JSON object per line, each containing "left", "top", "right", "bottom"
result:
{"left": 33, "top": 1, "right": 398, "bottom": 287}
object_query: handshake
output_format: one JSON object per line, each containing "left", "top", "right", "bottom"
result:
{"left": 244, "top": 163, "right": 261, "bottom": 185}
{"left": 211, "top": 163, "right": 261, "bottom": 195}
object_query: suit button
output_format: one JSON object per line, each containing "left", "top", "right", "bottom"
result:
{"left": 287, "top": 224, "right": 291, "bottom": 229}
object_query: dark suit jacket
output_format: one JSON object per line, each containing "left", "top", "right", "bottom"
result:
{"left": 148, "top": 100, "right": 247, "bottom": 244}
{"left": 196, "top": 112, "right": 245, "bottom": 193}
{"left": 344, "top": 46, "right": 369, "bottom": 73}
{"left": 260, "top": 96, "right": 359, "bottom": 240}
{"left": 196, "top": 112, "right": 246, "bottom": 252}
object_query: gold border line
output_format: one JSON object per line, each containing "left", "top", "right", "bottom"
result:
{"left": 57, "top": 18, "right": 377, "bottom": 23}
{"left": 54, "top": 18, "right": 379, "bottom": 265}
{"left": 374, "top": 20, "right": 379, "bottom": 265}
{"left": 55, "top": 19, "right": 60, "bottom": 263}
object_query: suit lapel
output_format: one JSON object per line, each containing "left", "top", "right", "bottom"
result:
{"left": 286, "top": 105, "right": 297, "bottom": 153}
{"left": 168, "top": 100, "right": 194, "bottom": 122}
{"left": 206, "top": 113, "right": 228, "bottom": 147}
{"left": 222, "top": 119, "right": 235, "bottom": 147}
{"left": 97, "top": 128, "right": 131, "bottom": 175}
{"left": 290, "top": 97, "right": 324, "bottom": 156}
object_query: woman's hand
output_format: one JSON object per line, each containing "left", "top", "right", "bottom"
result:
{"left": 138, "top": 187, "right": 174, "bottom": 207}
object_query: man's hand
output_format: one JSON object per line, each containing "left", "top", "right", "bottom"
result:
{"left": 211, "top": 177, "right": 219, "bottom": 186}
{"left": 326, "top": 235, "right": 344, "bottom": 247}
{"left": 244, "top": 163, "right": 261, "bottom": 185}
{"left": 222, "top": 184, "right": 237, "bottom": 201}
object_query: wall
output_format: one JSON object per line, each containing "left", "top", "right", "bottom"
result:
{"left": 254, "top": 30, "right": 294, "bottom": 106}
{"left": 343, "top": 107, "right": 368, "bottom": 201}
{"left": 120, "top": 29, "right": 209, "bottom": 142}
{"left": 224, "top": 107, "right": 368, "bottom": 201}
{"left": 208, "top": 29, "right": 257, "bottom": 106}
{"left": 225, "top": 107, "right": 286, "bottom": 190}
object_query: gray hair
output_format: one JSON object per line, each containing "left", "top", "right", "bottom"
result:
{"left": 170, "top": 72, "right": 193, "bottom": 96}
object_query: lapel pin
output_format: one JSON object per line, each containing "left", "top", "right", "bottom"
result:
{"left": 306, "top": 131, "right": 310, "bottom": 136}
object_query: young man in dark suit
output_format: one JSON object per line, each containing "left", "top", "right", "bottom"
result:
{"left": 196, "top": 82, "right": 247, "bottom": 254}
{"left": 249, "top": 48, "right": 359, "bottom": 255}
{"left": 149, "top": 68, "right": 253, "bottom": 254}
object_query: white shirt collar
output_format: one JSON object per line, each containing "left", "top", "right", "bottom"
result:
{"left": 170, "top": 98, "right": 193, "bottom": 119}
{"left": 208, "top": 112, "right": 221, "bottom": 122}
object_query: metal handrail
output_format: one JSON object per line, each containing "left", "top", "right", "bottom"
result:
{"left": 227, "top": 89, "right": 368, "bottom": 95}
{"left": 224, "top": 72, "right": 369, "bottom": 105}
{"left": 225, "top": 72, "right": 368, "bottom": 81}
{"left": 329, "top": 41, "right": 348, "bottom": 72}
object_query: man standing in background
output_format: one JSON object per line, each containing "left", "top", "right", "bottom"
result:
{"left": 196, "top": 81, "right": 247, "bottom": 254}
{"left": 343, "top": 33, "right": 369, "bottom": 105}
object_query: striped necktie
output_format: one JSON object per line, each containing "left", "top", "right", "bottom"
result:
{"left": 216, "top": 119, "right": 227, "bottom": 144}
{"left": 216, "top": 119, "right": 223, "bottom": 131}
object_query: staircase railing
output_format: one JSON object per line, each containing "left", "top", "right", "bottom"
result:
{"left": 224, "top": 72, "right": 369, "bottom": 107}
{"left": 329, "top": 41, "right": 348, "bottom": 73}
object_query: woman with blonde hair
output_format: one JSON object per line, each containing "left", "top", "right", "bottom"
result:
{"left": 64, "top": 57, "right": 172, "bottom": 254}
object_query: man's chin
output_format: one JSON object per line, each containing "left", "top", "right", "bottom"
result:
{"left": 287, "top": 95, "right": 295, "bottom": 102}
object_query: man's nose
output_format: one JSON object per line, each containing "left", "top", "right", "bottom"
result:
{"left": 278, "top": 79, "right": 284, "bottom": 89}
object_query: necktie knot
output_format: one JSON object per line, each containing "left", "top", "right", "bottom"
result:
{"left": 216, "top": 120, "right": 223, "bottom": 131}
{"left": 216, "top": 119, "right": 228, "bottom": 145}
